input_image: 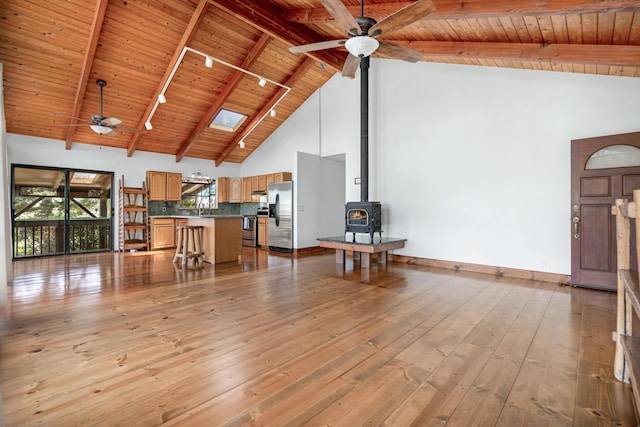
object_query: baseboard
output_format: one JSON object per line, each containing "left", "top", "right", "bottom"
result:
{"left": 390, "top": 254, "right": 570, "bottom": 285}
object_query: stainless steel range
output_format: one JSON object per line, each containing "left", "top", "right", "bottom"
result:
{"left": 241, "top": 215, "right": 257, "bottom": 247}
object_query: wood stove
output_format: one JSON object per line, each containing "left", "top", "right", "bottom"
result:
{"left": 345, "top": 201, "right": 382, "bottom": 240}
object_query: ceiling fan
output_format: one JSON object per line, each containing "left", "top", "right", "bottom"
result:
{"left": 289, "top": 0, "right": 435, "bottom": 78}
{"left": 62, "top": 79, "right": 144, "bottom": 136}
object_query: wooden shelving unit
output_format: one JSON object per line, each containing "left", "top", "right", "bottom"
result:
{"left": 119, "top": 177, "right": 149, "bottom": 251}
{"left": 613, "top": 191, "right": 640, "bottom": 419}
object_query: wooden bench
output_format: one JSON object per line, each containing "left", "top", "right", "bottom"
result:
{"left": 317, "top": 236, "right": 406, "bottom": 268}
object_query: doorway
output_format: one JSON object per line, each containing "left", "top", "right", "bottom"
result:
{"left": 571, "top": 132, "right": 640, "bottom": 291}
{"left": 11, "top": 165, "right": 114, "bottom": 258}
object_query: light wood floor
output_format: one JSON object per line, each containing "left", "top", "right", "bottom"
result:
{"left": 1, "top": 249, "right": 636, "bottom": 426}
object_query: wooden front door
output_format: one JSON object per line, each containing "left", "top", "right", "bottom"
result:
{"left": 571, "top": 132, "right": 640, "bottom": 291}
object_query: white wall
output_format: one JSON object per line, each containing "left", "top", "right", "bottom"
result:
{"left": 7, "top": 61, "right": 640, "bottom": 275}
{"left": 241, "top": 60, "right": 640, "bottom": 275}
{"left": 295, "top": 152, "right": 345, "bottom": 248}
{"left": 7, "top": 134, "right": 241, "bottom": 247}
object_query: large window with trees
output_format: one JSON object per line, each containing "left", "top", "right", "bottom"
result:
{"left": 12, "top": 166, "right": 113, "bottom": 258}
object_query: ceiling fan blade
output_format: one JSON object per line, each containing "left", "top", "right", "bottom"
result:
{"left": 369, "top": 0, "right": 435, "bottom": 37}
{"left": 101, "top": 117, "right": 122, "bottom": 126}
{"left": 106, "top": 129, "right": 118, "bottom": 136}
{"left": 321, "top": 0, "right": 361, "bottom": 35}
{"left": 376, "top": 41, "right": 423, "bottom": 63}
{"left": 289, "top": 39, "right": 346, "bottom": 54}
{"left": 113, "top": 125, "right": 147, "bottom": 134}
{"left": 342, "top": 54, "right": 360, "bottom": 79}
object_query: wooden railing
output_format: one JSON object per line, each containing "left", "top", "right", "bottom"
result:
{"left": 13, "top": 219, "right": 111, "bottom": 258}
{"left": 613, "top": 190, "right": 640, "bottom": 418}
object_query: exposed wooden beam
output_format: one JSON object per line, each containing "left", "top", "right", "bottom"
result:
{"left": 175, "top": 34, "right": 272, "bottom": 162}
{"left": 406, "top": 41, "right": 640, "bottom": 67}
{"left": 64, "top": 0, "right": 108, "bottom": 150}
{"left": 283, "top": 0, "right": 640, "bottom": 23}
{"left": 207, "top": 0, "right": 346, "bottom": 73}
{"left": 215, "top": 58, "right": 316, "bottom": 166}
{"left": 126, "top": 0, "right": 209, "bottom": 158}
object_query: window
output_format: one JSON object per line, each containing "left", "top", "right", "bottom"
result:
{"left": 209, "top": 109, "right": 247, "bottom": 132}
{"left": 585, "top": 144, "right": 640, "bottom": 170}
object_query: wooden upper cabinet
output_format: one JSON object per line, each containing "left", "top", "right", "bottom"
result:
{"left": 242, "top": 177, "right": 252, "bottom": 202}
{"left": 274, "top": 172, "right": 292, "bottom": 182}
{"left": 147, "top": 171, "right": 182, "bottom": 201}
{"left": 257, "top": 175, "right": 267, "bottom": 192}
{"left": 229, "top": 178, "right": 242, "bottom": 203}
{"left": 217, "top": 177, "right": 229, "bottom": 203}
{"left": 266, "top": 174, "right": 275, "bottom": 187}
{"left": 251, "top": 176, "right": 260, "bottom": 192}
{"left": 166, "top": 173, "right": 182, "bottom": 201}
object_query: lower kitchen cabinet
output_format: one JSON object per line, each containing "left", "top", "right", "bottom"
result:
{"left": 258, "top": 217, "right": 267, "bottom": 247}
{"left": 150, "top": 218, "right": 175, "bottom": 250}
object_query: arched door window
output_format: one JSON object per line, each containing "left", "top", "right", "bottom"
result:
{"left": 585, "top": 144, "right": 640, "bottom": 170}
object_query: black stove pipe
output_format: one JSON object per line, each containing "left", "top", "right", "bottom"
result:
{"left": 360, "top": 56, "right": 370, "bottom": 203}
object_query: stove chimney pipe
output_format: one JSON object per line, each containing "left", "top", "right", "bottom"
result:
{"left": 360, "top": 56, "right": 370, "bottom": 203}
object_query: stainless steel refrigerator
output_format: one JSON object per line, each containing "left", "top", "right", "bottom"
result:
{"left": 268, "top": 181, "right": 293, "bottom": 253}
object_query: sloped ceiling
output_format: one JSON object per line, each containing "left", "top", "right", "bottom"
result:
{"left": 1, "top": 1, "right": 639, "bottom": 165}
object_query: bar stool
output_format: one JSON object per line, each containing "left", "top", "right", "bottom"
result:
{"left": 173, "top": 225, "right": 205, "bottom": 268}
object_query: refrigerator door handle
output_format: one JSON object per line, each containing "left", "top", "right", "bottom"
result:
{"left": 275, "top": 193, "right": 280, "bottom": 227}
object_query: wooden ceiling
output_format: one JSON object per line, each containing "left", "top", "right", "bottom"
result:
{"left": 2, "top": 1, "right": 640, "bottom": 165}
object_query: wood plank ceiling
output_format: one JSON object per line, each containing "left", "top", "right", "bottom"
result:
{"left": 2, "top": 1, "right": 640, "bottom": 165}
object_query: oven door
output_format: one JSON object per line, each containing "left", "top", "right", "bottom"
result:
{"left": 241, "top": 216, "right": 257, "bottom": 247}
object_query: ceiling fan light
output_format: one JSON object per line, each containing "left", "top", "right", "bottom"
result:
{"left": 144, "top": 121, "right": 153, "bottom": 130}
{"left": 345, "top": 36, "right": 379, "bottom": 58}
{"left": 158, "top": 93, "right": 167, "bottom": 104}
{"left": 90, "top": 124, "right": 113, "bottom": 135}
{"left": 205, "top": 56, "right": 213, "bottom": 68}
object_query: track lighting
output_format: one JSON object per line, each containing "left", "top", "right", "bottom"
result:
{"left": 158, "top": 93, "right": 167, "bottom": 104}
{"left": 205, "top": 56, "right": 213, "bottom": 68}
{"left": 258, "top": 77, "right": 266, "bottom": 87}
{"left": 144, "top": 121, "right": 153, "bottom": 130}
{"left": 239, "top": 140, "right": 245, "bottom": 148}
{"left": 345, "top": 36, "right": 380, "bottom": 58}
{"left": 270, "top": 109, "right": 276, "bottom": 117}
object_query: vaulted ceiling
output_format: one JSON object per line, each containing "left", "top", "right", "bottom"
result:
{"left": 2, "top": 1, "right": 639, "bottom": 165}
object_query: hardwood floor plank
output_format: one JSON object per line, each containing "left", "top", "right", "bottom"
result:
{"left": 0, "top": 250, "right": 635, "bottom": 426}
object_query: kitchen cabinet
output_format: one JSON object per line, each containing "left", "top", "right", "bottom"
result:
{"left": 266, "top": 174, "right": 275, "bottom": 187}
{"left": 229, "top": 178, "right": 242, "bottom": 203}
{"left": 242, "top": 177, "right": 252, "bottom": 202}
{"left": 186, "top": 217, "right": 242, "bottom": 264}
{"left": 217, "top": 177, "right": 229, "bottom": 203}
{"left": 257, "top": 175, "right": 267, "bottom": 191}
{"left": 150, "top": 218, "right": 175, "bottom": 250}
{"left": 258, "top": 217, "right": 268, "bottom": 247}
{"left": 274, "top": 172, "right": 292, "bottom": 182}
{"left": 147, "top": 171, "right": 182, "bottom": 201}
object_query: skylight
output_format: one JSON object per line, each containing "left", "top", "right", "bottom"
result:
{"left": 209, "top": 109, "right": 247, "bottom": 132}
{"left": 71, "top": 172, "right": 97, "bottom": 184}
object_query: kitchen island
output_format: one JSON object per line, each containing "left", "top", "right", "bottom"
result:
{"left": 185, "top": 216, "right": 243, "bottom": 264}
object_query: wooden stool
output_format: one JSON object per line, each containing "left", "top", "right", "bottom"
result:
{"left": 173, "top": 225, "right": 204, "bottom": 268}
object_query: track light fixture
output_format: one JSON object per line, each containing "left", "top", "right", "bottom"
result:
{"left": 158, "top": 93, "right": 167, "bottom": 104}
{"left": 144, "top": 121, "right": 153, "bottom": 130}
{"left": 258, "top": 77, "right": 266, "bottom": 87}
{"left": 239, "top": 140, "right": 245, "bottom": 148}
{"left": 205, "top": 56, "right": 213, "bottom": 68}
{"left": 270, "top": 109, "right": 276, "bottom": 117}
